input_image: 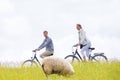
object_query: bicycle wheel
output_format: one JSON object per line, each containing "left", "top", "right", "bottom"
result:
{"left": 22, "top": 60, "right": 38, "bottom": 67}
{"left": 64, "top": 55, "right": 80, "bottom": 63}
{"left": 92, "top": 55, "right": 108, "bottom": 62}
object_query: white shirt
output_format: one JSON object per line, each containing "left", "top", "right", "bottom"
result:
{"left": 78, "top": 29, "right": 90, "bottom": 45}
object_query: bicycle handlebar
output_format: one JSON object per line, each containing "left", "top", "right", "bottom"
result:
{"left": 32, "top": 50, "right": 36, "bottom": 52}
{"left": 73, "top": 44, "right": 80, "bottom": 47}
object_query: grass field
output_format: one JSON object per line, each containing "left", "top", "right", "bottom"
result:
{"left": 0, "top": 61, "right": 120, "bottom": 80}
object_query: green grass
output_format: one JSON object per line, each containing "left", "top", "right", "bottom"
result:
{"left": 0, "top": 61, "right": 120, "bottom": 80}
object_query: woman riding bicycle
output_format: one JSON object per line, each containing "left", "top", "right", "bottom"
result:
{"left": 73, "top": 24, "right": 91, "bottom": 61}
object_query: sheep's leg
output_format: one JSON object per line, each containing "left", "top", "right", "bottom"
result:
{"left": 42, "top": 64, "right": 52, "bottom": 80}
{"left": 58, "top": 75, "right": 63, "bottom": 80}
{"left": 45, "top": 74, "right": 48, "bottom": 79}
{"left": 47, "top": 76, "right": 51, "bottom": 80}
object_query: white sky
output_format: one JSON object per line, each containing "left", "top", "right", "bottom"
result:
{"left": 0, "top": 0, "right": 120, "bottom": 62}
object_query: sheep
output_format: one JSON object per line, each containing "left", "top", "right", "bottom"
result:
{"left": 41, "top": 56, "right": 75, "bottom": 77}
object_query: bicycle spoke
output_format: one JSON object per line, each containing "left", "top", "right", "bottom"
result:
{"left": 92, "top": 55, "right": 107, "bottom": 62}
{"left": 65, "top": 55, "right": 80, "bottom": 63}
{"left": 22, "top": 60, "right": 38, "bottom": 68}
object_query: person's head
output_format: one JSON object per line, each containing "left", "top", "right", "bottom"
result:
{"left": 43, "top": 30, "right": 48, "bottom": 38}
{"left": 76, "top": 24, "right": 82, "bottom": 31}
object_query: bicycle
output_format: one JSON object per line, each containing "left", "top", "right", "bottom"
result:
{"left": 22, "top": 50, "right": 41, "bottom": 67}
{"left": 64, "top": 46, "right": 108, "bottom": 62}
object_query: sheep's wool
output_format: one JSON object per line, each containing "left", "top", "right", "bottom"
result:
{"left": 42, "top": 56, "right": 74, "bottom": 75}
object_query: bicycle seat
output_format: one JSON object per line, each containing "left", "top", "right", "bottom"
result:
{"left": 94, "top": 53, "right": 104, "bottom": 55}
{"left": 89, "top": 47, "right": 95, "bottom": 50}
{"left": 32, "top": 50, "right": 36, "bottom": 52}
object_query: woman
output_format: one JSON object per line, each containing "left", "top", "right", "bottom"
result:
{"left": 74, "top": 24, "right": 91, "bottom": 61}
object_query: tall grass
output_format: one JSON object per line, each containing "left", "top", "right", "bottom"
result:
{"left": 0, "top": 61, "right": 120, "bottom": 80}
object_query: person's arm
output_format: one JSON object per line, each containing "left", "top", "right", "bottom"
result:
{"left": 73, "top": 30, "right": 86, "bottom": 47}
{"left": 80, "top": 30, "right": 86, "bottom": 43}
{"left": 34, "top": 40, "right": 45, "bottom": 51}
{"left": 73, "top": 31, "right": 81, "bottom": 47}
{"left": 38, "top": 38, "right": 51, "bottom": 49}
{"left": 73, "top": 44, "right": 79, "bottom": 47}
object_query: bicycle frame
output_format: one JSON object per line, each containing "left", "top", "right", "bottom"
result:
{"left": 65, "top": 46, "right": 107, "bottom": 62}
{"left": 31, "top": 52, "right": 41, "bottom": 65}
{"left": 72, "top": 47, "right": 94, "bottom": 61}
{"left": 72, "top": 47, "right": 83, "bottom": 61}
{"left": 73, "top": 46, "right": 107, "bottom": 61}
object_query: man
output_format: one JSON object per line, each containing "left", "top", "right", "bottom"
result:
{"left": 34, "top": 31, "right": 54, "bottom": 58}
{"left": 74, "top": 24, "right": 91, "bottom": 61}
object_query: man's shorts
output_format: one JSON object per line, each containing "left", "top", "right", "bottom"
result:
{"left": 40, "top": 51, "right": 53, "bottom": 58}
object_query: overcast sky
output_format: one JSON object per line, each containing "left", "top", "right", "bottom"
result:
{"left": 0, "top": 0, "right": 120, "bottom": 62}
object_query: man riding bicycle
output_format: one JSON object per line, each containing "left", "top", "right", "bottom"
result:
{"left": 73, "top": 24, "right": 91, "bottom": 61}
{"left": 34, "top": 30, "right": 54, "bottom": 58}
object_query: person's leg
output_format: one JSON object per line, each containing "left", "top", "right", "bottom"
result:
{"left": 40, "top": 51, "right": 53, "bottom": 58}
{"left": 85, "top": 42, "right": 91, "bottom": 58}
{"left": 81, "top": 47, "right": 86, "bottom": 61}
{"left": 81, "top": 42, "right": 91, "bottom": 61}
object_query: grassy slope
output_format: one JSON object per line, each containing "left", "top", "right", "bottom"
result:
{"left": 0, "top": 61, "right": 120, "bottom": 80}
